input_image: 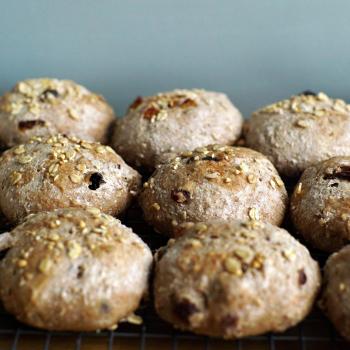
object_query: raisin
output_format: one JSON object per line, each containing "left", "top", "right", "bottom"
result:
{"left": 298, "top": 269, "right": 307, "bottom": 286}
{"left": 39, "top": 88, "right": 59, "bottom": 102}
{"left": 100, "top": 302, "right": 110, "bottom": 314}
{"left": 18, "top": 120, "right": 46, "bottom": 131}
{"left": 221, "top": 314, "right": 238, "bottom": 330}
{"left": 186, "top": 157, "right": 195, "bottom": 164}
{"left": 186, "top": 155, "right": 222, "bottom": 164}
{"left": 88, "top": 172, "right": 105, "bottom": 190}
{"left": 129, "top": 96, "right": 143, "bottom": 110}
{"left": 173, "top": 298, "right": 199, "bottom": 323}
{"left": 77, "top": 265, "right": 84, "bottom": 279}
{"left": 323, "top": 166, "right": 350, "bottom": 181}
{"left": 299, "top": 90, "right": 316, "bottom": 96}
{"left": 201, "top": 155, "right": 222, "bottom": 162}
{"left": 171, "top": 189, "right": 191, "bottom": 203}
{"left": 0, "top": 248, "right": 10, "bottom": 261}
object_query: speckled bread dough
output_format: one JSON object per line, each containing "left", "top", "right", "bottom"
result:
{"left": 111, "top": 89, "right": 243, "bottom": 170}
{"left": 154, "top": 220, "right": 320, "bottom": 339}
{"left": 0, "top": 134, "right": 141, "bottom": 224}
{"left": 291, "top": 157, "right": 350, "bottom": 252}
{"left": 0, "top": 78, "right": 116, "bottom": 148}
{"left": 0, "top": 208, "right": 152, "bottom": 331}
{"left": 244, "top": 91, "right": 350, "bottom": 177}
{"left": 139, "top": 145, "right": 287, "bottom": 236}
{"left": 319, "top": 245, "right": 350, "bottom": 341}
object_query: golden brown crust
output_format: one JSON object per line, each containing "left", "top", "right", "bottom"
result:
{"left": 139, "top": 145, "right": 288, "bottom": 236}
{"left": 0, "top": 78, "right": 116, "bottom": 147}
{"left": 0, "top": 134, "right": 141, "bottom": 224}
{"left": 111, "top": 89, "right": 243, "bottom": 170}
{"left": 154, "top": 220, "right": 320, "bottom": 338}
{"left": 245, "top": 92, "right": 350, "bottom": 177}
{"left": 290, "top": 156, "right": 350, "bottom": 252}
{"left": 320, "top": 246, "right": 350, "bottom": 341}
{"left": 0, "top": 208, "right": 152, "bottom": 331}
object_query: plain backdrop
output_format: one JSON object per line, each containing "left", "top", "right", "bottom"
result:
{"left": 0, "top": 0, "right": 349, "bottom": 118}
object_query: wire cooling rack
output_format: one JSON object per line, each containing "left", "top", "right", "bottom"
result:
{"left": 0, "top": 204, "right": 348, "bottom": 350}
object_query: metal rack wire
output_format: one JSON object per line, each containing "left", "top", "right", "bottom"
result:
{"left": 0, "top": 204, "right": 348, "bottom": 350}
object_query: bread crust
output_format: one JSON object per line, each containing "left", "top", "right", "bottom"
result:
{"left": 291, "top": 156, "right": 350, "bottom": 252}
{"left": 245, "top": 92, "right": 350, "bottom": 177}
{"left": 139, "top": 145, "right": 287, "bottom": 236}
{"left": 0, "top": 208, "right": 152, "bottom": 331}
{"left": 320, "top": 245, "right": 350, "bottom": 341}
{"left": 0, "top": 78, "right": 115, "bottom": 147}
{"left": 154, "top": 220, "right": 320, "bottom": 338}
{"left": 111, "top": 89, "right": 243, "bottom": 170}
{"left": 0, "top": 134, "right": 141, "bottom": 224}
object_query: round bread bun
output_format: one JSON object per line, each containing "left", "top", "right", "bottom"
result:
{"left": 0, "top": 208, "right": 152, "bottom": 331}
{"left": 139, "top": 145, "right": 287, "bottom": 236}
{"left": 0, "top": 78, "right": 115, "bottom": 148}
{"left": 244, "top": 91, "right": 350, "bottom": 178}
{"left": 0, "top": 134, "right": 141, "bottom": 224}
{"left": 291, "top": 156, "right": 350, "bottom": 252}
{"left": 111, "top": 89, "right": 243, "bottom": 170}
{"left": 320, "top": 245, "right": 350, "bottom": 341}
{"left": 154, "top": 220, "right": 320, "bottom": 339}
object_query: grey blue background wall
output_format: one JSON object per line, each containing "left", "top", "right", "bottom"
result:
{"left": 0, "top": 0, "right": 349, "bottom": 117}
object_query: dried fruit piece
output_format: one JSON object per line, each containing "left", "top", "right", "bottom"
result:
{"left": 299, "top": 90, "right": 316, "bottom": 96}
{"left": 88, "top": 172, "right": 105, "bottom": 190}
{"left": 298, "top": 269, "right": 307, "bottom": 286}
{"left": 180, "top": 98, "right": 197, "bottom": 109}
{"left": 129, "top": 96, "right": 143, "bottom": 110}
{"left": 143, "top": 106, "right": 159, "bottom": 120}
{"left": 171, "top": 189, "right": 191, "bottom": 203}
{"left": 173, "top": 298, "right": 199, "bottom": 323}
{"left": 323, "top": 166, "right": 350, "bottom": 181}
{"left": 39, "top": 88, "right": 59, "bottom": 102}
{"left": 18, "top": 120, "right": 46, "bottom": 131}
